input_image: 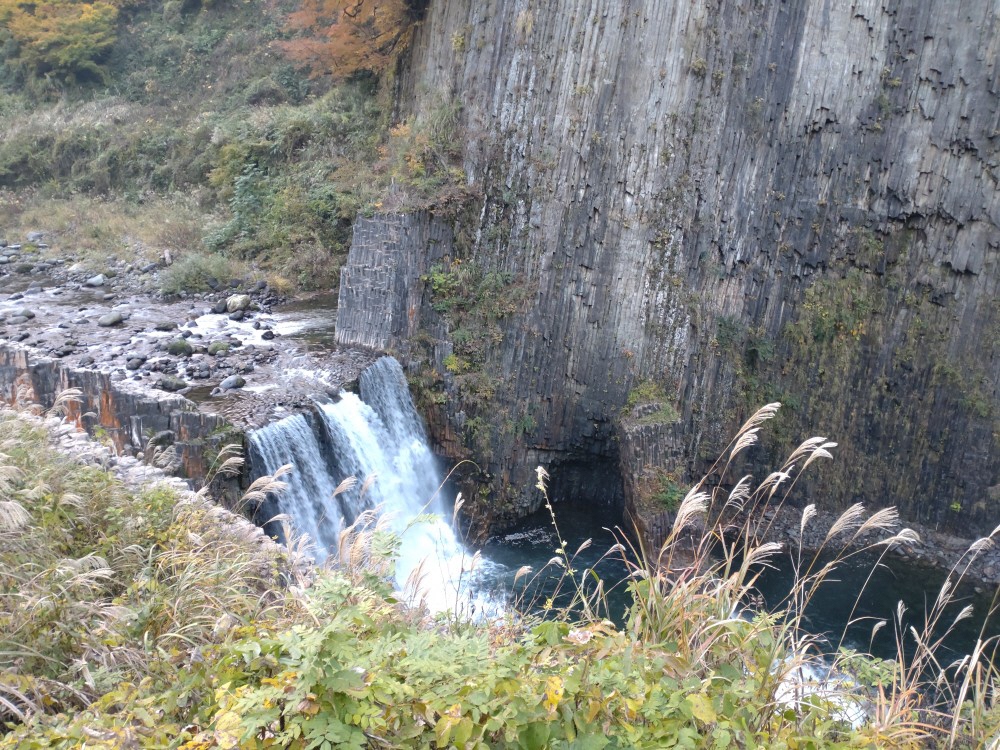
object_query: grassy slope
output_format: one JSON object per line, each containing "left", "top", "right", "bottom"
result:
{"left": 0, "top": 0, "right": 397, "bottom": 290}
{"left": 0, "top": 406, "right": 996, "bottom": 748}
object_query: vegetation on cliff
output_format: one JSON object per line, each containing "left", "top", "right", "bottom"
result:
{"left": 1, "top": 403, "right": 998, "bottom": 748}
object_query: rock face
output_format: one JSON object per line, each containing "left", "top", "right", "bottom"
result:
{"left": 0, "top": 346, "right": 243, "bottom": 505}
{"left": 337, "top": 0, "right": 999, "bottom": 534}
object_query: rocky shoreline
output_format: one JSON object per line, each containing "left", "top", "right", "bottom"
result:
{"left": 0, "top": 233, "right": 376, "bottom": 432}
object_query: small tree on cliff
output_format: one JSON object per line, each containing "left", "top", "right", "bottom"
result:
{"left": 280, "top": 0, "right": 417, "bottom": 80}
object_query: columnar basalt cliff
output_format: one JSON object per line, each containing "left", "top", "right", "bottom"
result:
{"left": 0, "top": 346, "right": 244, "bottom": 505}
{"left": 338, "top": 0, "right": 999, "bottom": 534}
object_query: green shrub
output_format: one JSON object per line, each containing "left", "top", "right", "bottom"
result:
{"left": 2, "top": 403, "right": 999, "bottom": 747}
{"left": 159, "top": 251, "right": 241, "bottom": 294}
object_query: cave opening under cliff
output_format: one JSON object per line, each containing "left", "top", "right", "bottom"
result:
{"left": 544, "top": 454, "right": 625, "bottom": 521}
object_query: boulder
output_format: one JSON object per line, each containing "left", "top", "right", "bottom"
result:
{"left": 167, "top": 338, "right": 194, "bottom": 356}
{"left": 219, "top": 375, "right": 246, "bottom": 390}
{"left": 153, "top": 320, "right": 178, "bottom": 331}
{"left": 226, "top": 294, "right": 251, "bottom": 313}
{"left": 156, "top": 375, "right": 188, "bottom": 392}
{"left": 84, "top": 274, "right": 106, "bottom": 287}
{"left": 98, "top": 312, "right": 124, "bottom": 327}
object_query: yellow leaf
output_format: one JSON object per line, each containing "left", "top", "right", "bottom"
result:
{"left": 543, "top": 675, "right": 564, "bottom": 715}
{"left": 687, "top": 693, "right": 717, "bottom": 725}
{"left": 213, "top": 710, "right": 243, "bottom": 750}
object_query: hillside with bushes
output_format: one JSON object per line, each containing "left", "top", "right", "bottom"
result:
{"left": 0, "top": 0, "right": 453, "bottom": 291}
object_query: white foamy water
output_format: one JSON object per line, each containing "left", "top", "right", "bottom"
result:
{"left": 248, "top": 356, "right": 489, "bottom": 613}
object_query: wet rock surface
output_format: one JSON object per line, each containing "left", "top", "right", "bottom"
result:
{"left": 0, "top": 245, "right": 377, "bottom": 432}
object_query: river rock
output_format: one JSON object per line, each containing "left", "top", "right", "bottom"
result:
{"left": 26, "top": 231, "right": 44, "bottom": 243}
{"left": 262, "top": 330, "right": 276, "bottom": 340}
{"left": 140, "top": 262, "right": 158, "bottom": 274}
{"left": 12, "top": 307, "right": 35, "bottom": 319}
{"left": 153, "top": 320, "right": 178, "bottom": 331}
{"left": 156, "top": 375, "right": 188, "bottom": 392}
{"left": 167, "top": 338, "right": 194, "bottom": 356}
{"left": 126, "top": 357, "right": 146, "bottom": 370}
{"left": 226, "top": 294, "right": 251, "bottom": 313}
{"left": 228, "top": 310, "right": 245, "bottom": 321}
{"left": 212, "top": 300, "right": 228, "bottom": 314}
{"left": 98, "top": 312, "right": 124, "bottom": 327}
{"left": 208, "top": 341, "right": 230, "bottom": 356}
{"left": 219, "top": 375, "right": 246, "bottom": 390}
{"left": 8, "top": 316, "right": 29, "bottom": 324}
{"left": 84, "top": 274, "right": 106, "bottom": 287}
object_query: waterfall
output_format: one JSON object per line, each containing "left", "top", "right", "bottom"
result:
{"left": 247, "top": 356, "right": 471, "bottom": 612}
{"left": 247, "top": 413, "right": 343, "bottom": 555}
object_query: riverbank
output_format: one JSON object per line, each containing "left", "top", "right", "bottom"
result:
{"left": 3, "top": 407, "right": 995, "bottom": 747}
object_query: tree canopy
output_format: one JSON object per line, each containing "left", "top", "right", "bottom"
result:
{"left": 280, "top": 0, "right": 415, "bottom": 80}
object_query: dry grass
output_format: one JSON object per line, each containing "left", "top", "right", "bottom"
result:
{"left": 0, "top": 191, "right": 215, "bottom": 269}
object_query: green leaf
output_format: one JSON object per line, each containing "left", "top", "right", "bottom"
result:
{"left": 518, "top": 721, "right": 551, "bottom": 750}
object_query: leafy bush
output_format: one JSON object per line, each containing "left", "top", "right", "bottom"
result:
{"left": 159, "top": 251, "right": 243, "bottom": 294}
{"left": 2, "top": 402, "right": 998, "bottom": 748}
{"left": 0, "top": 0, "right": 122, "bottom": 82}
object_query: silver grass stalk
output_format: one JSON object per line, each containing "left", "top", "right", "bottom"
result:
{"left": 857, "top": 507, "right": 899, "bottom": 535}
{"left": 722, "top": 475, "right": 754, "bottom": 513}
{"left": 745, "top": 541, "right": 783, "bottom": 567}
{"left": 784, "top": 436, "right": 830, "bottom": 466}
{"left": 800, "top": 441, "right": 838, "bottom": 472}
{"left": 514, "top": 565, "right": 533, "bottom": 583}
{"left": 737, "top": 402, "right": 781, "bottom": 434}
{"left": 671, "top": 489, "right": 709, "bottom": 535}
{"left": 800, "top": 504, "right": 817, "bottom": 535}
{"left": 952, "top": 604, "right": 975, "bottom": 627}
{"left": 935, "top": 577, "right": 954, "bottom": 610}
{"left": 967, "top": 536, "right": 994, "bottom": 557}
{"left": 332, "top": 476, "right": 358, "bottom": 497}
{"left": 729, "top": 428, "right": 759, "bottom": 460}
{"left": 823, "top": 503, "right": 866, "bottom": 542}
{"left": 0, "top": 500, "right": 30, "bottom": 531}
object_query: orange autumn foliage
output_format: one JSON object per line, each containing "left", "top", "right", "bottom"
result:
{"left": 0, "top": 0, "right": 122, "bottom": 80}
{"left": 280, "top": 0, "right": 415, "bottom": 80}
